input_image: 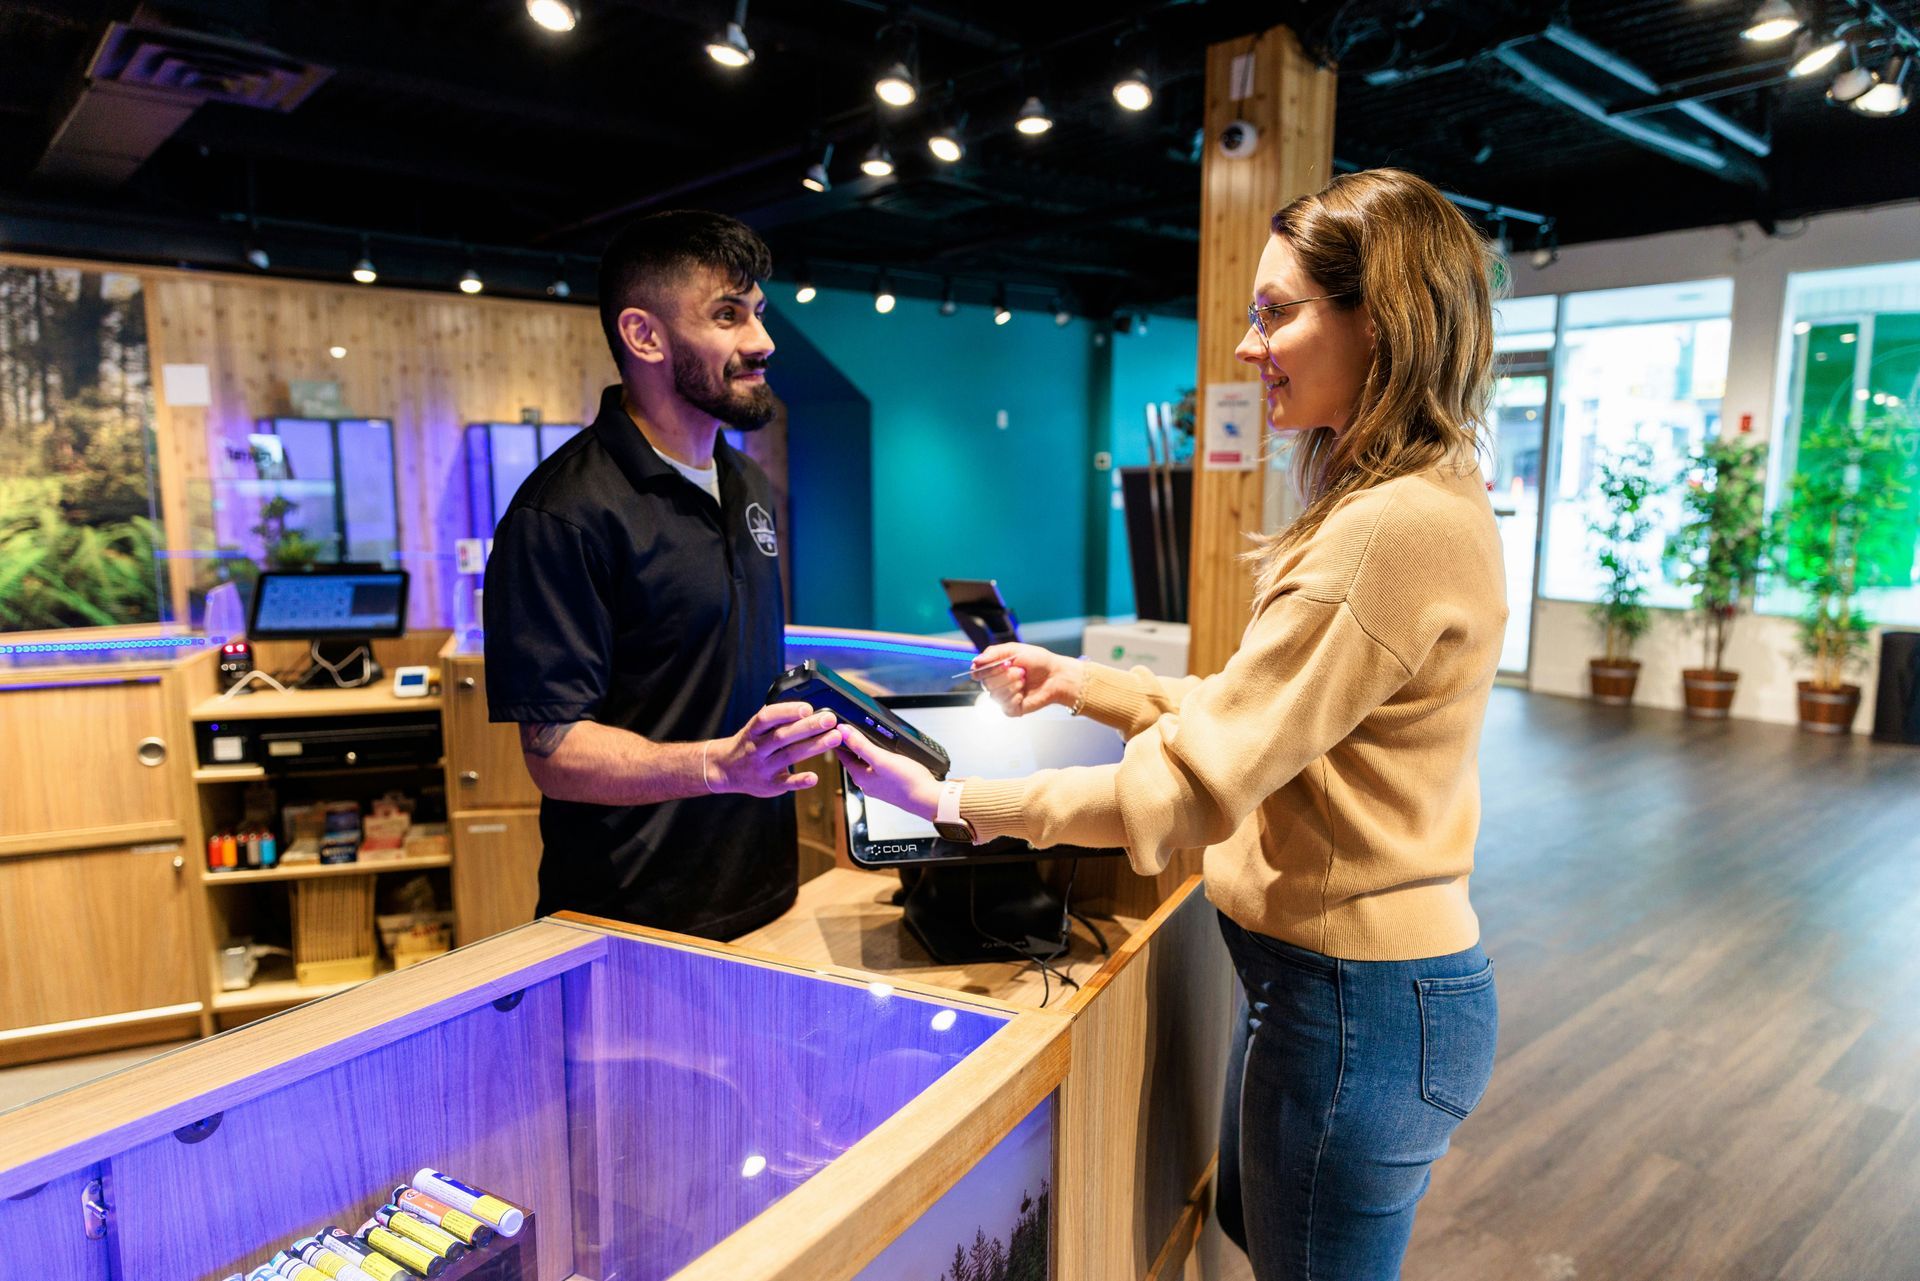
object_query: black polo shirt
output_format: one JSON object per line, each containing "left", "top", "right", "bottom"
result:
{"left": 483, "top": 384, "right": 794, "bottom": 939}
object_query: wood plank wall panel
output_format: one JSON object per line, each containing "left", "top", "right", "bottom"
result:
{"left": 142, "top": 272, "right": 608, "bottom": 631}
{"left": 104, "top": 974, "right": 573, "bottom": 1281}
{"left": 1188, "top": 27, "right": 1336, "bottom": 677}
{"left": 1055, "top": 879, "right": 1234, "bottom": 1280}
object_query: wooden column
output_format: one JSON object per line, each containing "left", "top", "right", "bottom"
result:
{"left": 1188, "top": 27, "right": 1336, "bottom": 676}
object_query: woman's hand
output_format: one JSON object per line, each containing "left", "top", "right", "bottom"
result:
{"left": 972, "top": 643, "right": 1086, "bottom": 718}
{"left": 834, "top": 725, "right": 943, "bottom": 819}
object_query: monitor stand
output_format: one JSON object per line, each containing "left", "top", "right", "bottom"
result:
{"left": 948, "top": 604, "right": 1020, "bottom": 652}
{"left": 293, "top": 638, "right": 384, "bottom": 690}
{"left": 897, "top": 863, "right": 1066, "bottom": 965}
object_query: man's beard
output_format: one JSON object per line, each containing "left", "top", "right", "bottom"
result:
{"left": 672, "top": 347, "right": 775, "bottom": 431}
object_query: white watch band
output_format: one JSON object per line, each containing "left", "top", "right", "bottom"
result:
{"left": 936, "top": 778, "right": 972, "bottom": 839}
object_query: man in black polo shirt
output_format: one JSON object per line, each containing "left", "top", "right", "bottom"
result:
{"left": 482, "top": 210, "right": 842, "bottom": 939}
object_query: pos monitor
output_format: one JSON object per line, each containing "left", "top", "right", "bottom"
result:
{"left": 248, "top": 568, "right": 408, "bottom": 688}
{"left": 843, "top": 692, "right": 1127, "bottom": 965}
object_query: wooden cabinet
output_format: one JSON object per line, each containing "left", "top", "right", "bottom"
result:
{"left": 0, "top": 842, "right": 201, "bottom": 1064}
{"left": 0, "top": 675, "right": 182, "bottom": 856}
{"left": 450, "top": 810, "right": 542, "bottom": 946}
{"left": 442, "top": 655, "right": 541, "bottom": 810}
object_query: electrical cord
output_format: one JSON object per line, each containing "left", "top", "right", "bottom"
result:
{"left": 300, "top": 641, "right": 375, "bottom": 689}
{"left": 217, "top": 668, "right": 291, "bottom": 699}
{"left": 966, "top": 860, "right": 1085, "bottom": 1008}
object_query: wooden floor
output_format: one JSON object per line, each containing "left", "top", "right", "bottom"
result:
{"left": 1396, "top": 688, "right": 1920, "bottom": 1281}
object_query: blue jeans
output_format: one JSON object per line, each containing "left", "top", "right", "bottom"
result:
{"left": 1215, "top": 912, "right": 1498, "bottom": 1280}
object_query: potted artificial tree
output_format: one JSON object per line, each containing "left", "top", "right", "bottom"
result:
{"left": 1587, "top": 441, "right": 1662, "bottom": 704}
{"left": 1664, "top": 431, "right": 1768, "bottom": 718}
{"left": 1772, "top": 409, "right": 1915, "bottom": 734}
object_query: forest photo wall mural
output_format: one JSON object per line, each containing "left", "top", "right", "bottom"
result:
{"left": 0, "top": 264, "right": 162, "bottom": 632}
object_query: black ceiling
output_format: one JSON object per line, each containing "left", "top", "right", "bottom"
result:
{"left": 1, "top": 0, "right": 1916, "bottom": 317}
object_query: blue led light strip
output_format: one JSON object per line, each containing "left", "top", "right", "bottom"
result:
{"left": 786, "top": 635, "right": 974, "bottom": 661}
{"left": 0, "top": 636, "right": 218, "bottom": 657}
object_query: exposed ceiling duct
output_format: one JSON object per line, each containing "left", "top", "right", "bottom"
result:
{"left": 33, "top": 19, "right": 329, "bottom": 188}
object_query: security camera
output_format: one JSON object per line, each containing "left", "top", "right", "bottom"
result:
{"left": 1218, "top": 119, "right": 1260, "bottom": 159}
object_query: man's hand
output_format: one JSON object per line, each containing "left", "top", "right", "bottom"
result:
{"left": 707, "top": 702, "right": 843, "bottom": 797}
{"left": 833, "top": 724, "right": 943, "bottom": 819}
{"left": 974, "top": 642, "right": 1086, "bottom": 718}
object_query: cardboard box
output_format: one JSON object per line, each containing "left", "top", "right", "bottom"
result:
{"left": 1081, "top": 620, "right": 1191, "bottom": 677}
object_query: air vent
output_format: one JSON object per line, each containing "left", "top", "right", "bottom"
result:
{"left": 34, "top": 21, "right": 331, "bottom": 187}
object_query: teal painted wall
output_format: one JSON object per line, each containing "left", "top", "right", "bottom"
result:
{"left": 767, "top": 288, "right": 1198, "bottom": 634}
{"left": 772, "top": 286, "right": 1099, "bottom": 635}
{"left": 1102, "top": 319, "right": 1200, "bottom": 617}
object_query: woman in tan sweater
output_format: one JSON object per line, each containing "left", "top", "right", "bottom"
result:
{"left": 837, "top": 168, "right": 1506, "bottom": 1280}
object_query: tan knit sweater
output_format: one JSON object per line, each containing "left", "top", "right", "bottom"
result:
{"left": 963, "top": 461, "right": 1508, "bottom": 960}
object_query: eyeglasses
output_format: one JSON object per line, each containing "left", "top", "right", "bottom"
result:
{"left": 1247, "top": 291, "right": 1355, "bottom": 343}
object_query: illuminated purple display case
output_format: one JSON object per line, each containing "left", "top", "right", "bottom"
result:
{"left": 0, "top": 920, "right": 1060, "bottom": 1281}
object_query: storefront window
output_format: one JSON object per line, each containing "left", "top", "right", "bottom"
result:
{"left": 1768, "top": 260, "right": 1920, "bottom": 624}
{"left": 1538, "top": 279, "right": 1733, "bottom": 607}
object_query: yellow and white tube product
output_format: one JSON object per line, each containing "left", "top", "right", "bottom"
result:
{"left": 295, "top": 1238, "right": 377, "bottom": 1281}
{"left": 410, "top": 1169, "right": 525, "bottom": 1237}
{"left": 392, "top": 1187, "right": 493, "bottom": 1246}
{"left": 268, "top": 1256, "right": 328, "bottom": 1281}
{"left": 374, "top": 1206, "right": 467, "bottom": 1261}
{"left": 318, "top": 1228, "right": 407, "bottom": 1281}
{"left": 364, "top": 1225, "right": 447, "bottom": 1278}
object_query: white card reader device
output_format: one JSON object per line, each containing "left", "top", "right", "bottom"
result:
{"left": 392, "top": 665, "right": 432, "bottom": 698}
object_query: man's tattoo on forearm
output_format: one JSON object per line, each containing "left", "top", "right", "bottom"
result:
{"left": 520, "top": 721, "right": 577, "bottom": 758}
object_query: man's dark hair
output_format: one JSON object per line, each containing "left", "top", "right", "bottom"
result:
{"left": 597, "top": 209, "right": 773, "bottom": 369}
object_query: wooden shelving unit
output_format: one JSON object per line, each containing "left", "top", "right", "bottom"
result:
{"left": 201, "top": 854, "right": 451, "bottom": 885}
{"left": 208, "top": 956, "right": 394, "bottom": 1016}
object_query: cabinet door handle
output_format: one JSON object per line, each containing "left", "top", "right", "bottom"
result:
{"left": 460, "top": 677, "right": 477, "bottom": 690}
{"left": 461, "top": 771, "right": 480, "bottom": 785}
{"left": 136, "top": 737, "right": 167, "bottom": 767}
{"left": 172, "top": 855, "right": 185, "bottom": 870}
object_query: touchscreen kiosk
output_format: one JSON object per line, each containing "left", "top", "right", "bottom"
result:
{"left": 844, "top": 693, "right": 1126, "bottom": 964}
{"left": 249, "top": 567, "right": 408, "bottom": 688}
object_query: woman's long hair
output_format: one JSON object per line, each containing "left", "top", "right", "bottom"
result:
{"left": 1247, "top": 168, "right": 1499, "bottom": 599}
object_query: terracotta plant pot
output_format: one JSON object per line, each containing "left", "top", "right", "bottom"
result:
{"left": 1681, "top": 668, "right": 1739, "bottom": 719}
{"left": 1796, "top": 681, "right": 1862, "bottom": 735}
{"left": 1589, "top": 659, "right": 1641, "bottom": 706}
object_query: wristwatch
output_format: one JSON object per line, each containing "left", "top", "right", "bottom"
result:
{"left": 933, "top": 778, "right": 975, "bottom": 843}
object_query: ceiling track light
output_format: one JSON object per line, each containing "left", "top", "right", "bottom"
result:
{"left": 802, "top": 141, "right": 834, "bottom": 192}
{"left": 1015, "top": 95, "right": 1053, "bottom": 135}
{"left": 351, "top": 234, "right": 377, "bottom": 284}
{"left": 795, "top": 279, "right": 817, "bottom": 304}
{"left": 1113, "top": 69, "right": 1153, "bottom": 112}
{"left": 992, "top": 286, "right": 1012, "bottom": 325}
{"left": 1789, "top": 31, "right": 1847, "bottom": 77}
{"left": 459, "top": 265, "right": 484, "bottom": 295}
{"left": 1742, "top": 0, "right": 1803, "bottom": 43}
{"left": 1528, "top": 219, "right": 1559, "bottom": 269}
{"left": 525, "top": 0, "right": 579, "bottom": 34}
{"left": 547, "top": 258, "right": 571, "bottom": 298}
{"left": 928, "top": 111, "right": 966, "bottom": 163}
{"left": 245, "top": 242, "right": 270, "bottom": 271}
{"left": 1050, "top": 295, "right": 1072, "bottom": 326}
{"left": 706, "top": 1, "right": 753, "bottom": 67}
{"left": 873, "top": 272, "right": 896, "bottom": 314}
{"left": 873, "top": 21, "right": 920, "bottom": 107}
{"left": 939, "top": 279, "right": 958, "bottom": 316}
{"left": 860, "top": 141, "right": 895, "bottom": 177}
{"left": 1851, "top": 53, "right": 1910, "bottom": 116}
{"left": 1827, "top": 58, "right": 1879, "bottom": 104}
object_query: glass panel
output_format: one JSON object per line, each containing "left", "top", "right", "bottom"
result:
{"left": 1488, "top": 367, "right": 1548, "bottom": 674}
{"left": 262, "top": 417, "right": 342, "bottom": 563}
{"left": 1772, "top": 260, "right": 1920, "bottom": 623}
{"left": 1493, "top": 294, "right": 1558, "bottom": 353}
{"left": 1539, "top": 280, "right": 1733, "bottom": 607}
{"left": 336, "top": 418, "right": 398, "bottom": 565}
{"left": 490, "top": 425, "right": 540, "bottom": 524}
{"left": 853, "top": 1096, "right": 1053, "bottom": 1280}
{"left": 538, "top": 423, "right": 582, "bottom": 457}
